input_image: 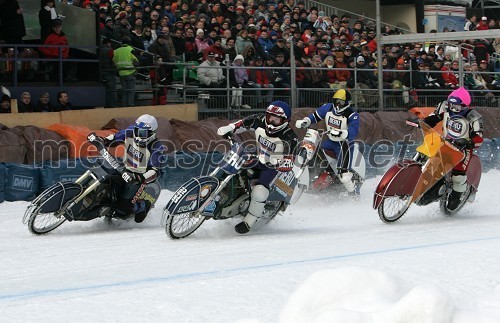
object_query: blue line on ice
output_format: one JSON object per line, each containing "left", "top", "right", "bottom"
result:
{"left": 2, "top": 235, "right": 499, "bottom": 301}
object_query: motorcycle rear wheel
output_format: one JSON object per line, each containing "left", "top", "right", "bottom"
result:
{"left": 440, "top": 185, "right": 472, "bottom": 216}
{"left": 377, "top": 195, "right": 412, "bottom": 223}
{"left": 263, "top": 201, "right": 285, "bottom": 224}
{"left": 165, "top": 210, "right": 206, "bottom": 239}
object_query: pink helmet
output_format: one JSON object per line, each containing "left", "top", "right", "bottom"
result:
{"left": 447, "top": 87, "right": 471, "bottom": 112}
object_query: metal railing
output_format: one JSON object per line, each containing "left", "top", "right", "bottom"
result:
{"left": 0, "top": 43, "right": 100, "bottom": 87}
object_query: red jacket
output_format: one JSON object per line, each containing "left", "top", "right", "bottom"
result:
{"left": 40, "top": 32, "right": 69, "bottom": 58}
{"left": 441, "top": 67, "right": 458, "bottom": 86}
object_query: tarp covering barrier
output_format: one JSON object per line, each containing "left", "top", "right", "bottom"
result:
{"left": 0, "top": 111, "right": 499, "bottom": 202}
{"left": 47, "top": 124, "right": 117, "bottom": 158}
{"left": 4, "top": 164, "right": 40, "bottom": 201}
{"left": 0, "top": 164, "right": 5, "bottom": 203}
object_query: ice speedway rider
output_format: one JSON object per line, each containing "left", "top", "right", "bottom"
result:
{"left": 86, "top": 114, "right": 165, "bottom": 223}
{"left": 217, "top": 101, "right": 299, "bottom": 234}
{"left": 295, "top": 89, "right": 361, "bottom": 196}
{"left": 407, "top": 87, "right": 484, "bottom": 210}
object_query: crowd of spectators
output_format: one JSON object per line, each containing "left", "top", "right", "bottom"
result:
{"left": 2, "top": 0, "right": 500, "bottom": 110}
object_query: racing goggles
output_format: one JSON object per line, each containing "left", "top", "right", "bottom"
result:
{"left": 448, "top": 102, "right": 467, "bottom": 112}
{"left": 266, "top": 113, "right": 285, "bottom": 126}
{"left": 134, "top": 127, "right": 153, "bottom": 139}
{"left": 334, "top": 99, "right": 346, "bottom": 107}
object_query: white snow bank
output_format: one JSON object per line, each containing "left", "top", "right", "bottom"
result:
{"left": 279, "top": 267, "right": 500, "bottom": 323}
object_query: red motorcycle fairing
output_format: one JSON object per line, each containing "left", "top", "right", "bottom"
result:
{"left": 467, "top": 154, "right": 482, "bottom": 190}
{"left": 373, "top": 160, "right": 422, "bottom": 210}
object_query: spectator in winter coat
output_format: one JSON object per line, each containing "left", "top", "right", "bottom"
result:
{"left": 333, "top": 51, "right": 350, "bottom": 84}
{"left": 269, "top": 38, "right": 289, "bottom": 62}
{"left": 203, "top": 37, "right": 224, "bottom": 62}
{"left": 197, "top": 51, "right": 226, "bottom": 108}
{"left": 34, "top": 92, "right": 54, "bottom": 112}
{"left": 0, "top": 94, "right": 11, "bottom": 113}
{"left": 39, "top": 0, "right": 60, "bottom": 42}
{"left": 18, "top": 92, "right": 33, "bottom": 113}
{"left": 101, "top": 17, "right": 116, "bottom": 45}
{"left": 248, "top": 56, "right": 274, "bottom": 106}
{"left": 53, "top": 91, "right": 74, "bottom": 111}
{"left": 223, "top": 37, "right": 238, "bottom": 62}
{"left": 195, "top": 29, "right": 210, "bottom": 55}
{"left": 441, "top": 61, "right": 459, "bottom": 89}
{"left": 236, "top": 30, "right": 254, "bottom": 54}
{"left": 464, "top": 15, "right": 477, "bottom": 31}
{"left": 0, "top": 0, "right": 26, "bottom": 45}
{"left": 113, "top": 11, "right": 132, "bottom": 43}
{"left": 258, "top": 30, "right": 275, "bottom": 54}
{"left": 476, "top": 16, "right": 489, "bottom": 30}
{"left": 40, "top": 19, "right": 78, "bottom": 82}
{"left": 229, "top": 54, "right": 250, "bottom": 108}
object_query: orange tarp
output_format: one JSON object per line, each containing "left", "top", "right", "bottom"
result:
{"left": 48, "top": 124, "right": 122, "bottom": 158}
{"left": 408, "top": 107, "right": 435, "bottom": 119}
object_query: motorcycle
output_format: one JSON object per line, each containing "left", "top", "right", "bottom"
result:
{"left": 373, "top": 121, "right": 482, "bottom": 223}
{"left": 305, "top": 131, "right": 366, "bottom": 196}
{"left": 161, "top": 129, "right": 321, "bottom": 239}
{"left": 22, "top": 134, "right": 161, "bottom": 235}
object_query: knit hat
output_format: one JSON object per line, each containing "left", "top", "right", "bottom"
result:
{"left": 356, "top": 56, "right": 365, "bottom": 64}
{"left": 196, "top": 29, "right": 204, "bottom": 35}
{"left": 116, "top": 11, "right": 127, "bottom": 20}
{"left": 234, "top": 54, "right": 244, "bottom": 63}
{"left": 1, "top": 94, "right": 10, "bottom": 103}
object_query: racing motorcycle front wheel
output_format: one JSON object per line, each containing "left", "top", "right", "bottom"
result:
{"left": 165, "top": 210, "right": 206, "bottom": 239}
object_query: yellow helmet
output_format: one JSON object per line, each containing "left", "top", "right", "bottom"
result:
{"left": 333, "top": 89, "right": 348, "bottom": 101}
{"left": 332, "top": 89, "right": 352, "bottom": 113}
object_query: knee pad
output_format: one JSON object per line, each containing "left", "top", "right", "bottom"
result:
{"left": 249, "top": 185, "right": 269, "bottom": 217}
{"left": 251, "top": 184, "right": 269, "bottom": 203}
{"left": 452, "top": 175, "right": 467, "bottom": 193}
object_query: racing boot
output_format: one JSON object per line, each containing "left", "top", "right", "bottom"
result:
{"left": 235, "top": 185, "right": 268, "bottom": 234}
{"left": 447, "top": 190, "right": 463, "bottom": 210}
{"left": 133, "top": 200, "right": 151, "bottom": 223}
{"left": 447, "top": 174, "right": 467, "bottom": 211}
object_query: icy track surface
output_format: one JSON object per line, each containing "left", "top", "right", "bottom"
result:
{"left": 1, "top": 171, "right": 500, "bottom": 323}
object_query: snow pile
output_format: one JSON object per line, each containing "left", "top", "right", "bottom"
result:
{"left": 279, "top": 267, "right": 500, "bottom": 323}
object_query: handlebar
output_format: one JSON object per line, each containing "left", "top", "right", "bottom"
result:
{"left": 87, "top": 132, "right": 133, "bottom": 183}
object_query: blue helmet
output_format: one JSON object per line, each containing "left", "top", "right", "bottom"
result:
{"left": 265, "top": 101, "right": 291, "bottom": 134}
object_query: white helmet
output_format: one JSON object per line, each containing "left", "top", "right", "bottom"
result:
{"left": 134, "top": 114, "right": 158, "bottom": 147}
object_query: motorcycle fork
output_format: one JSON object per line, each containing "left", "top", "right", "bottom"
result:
{"left": 64, "top": 171, "right": 102, "bottom": 213}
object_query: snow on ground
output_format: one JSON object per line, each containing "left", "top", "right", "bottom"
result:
{"left": 1, "top": 170, "right": 500, "bottom": 322}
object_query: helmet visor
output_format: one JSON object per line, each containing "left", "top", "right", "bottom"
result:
{"left": 334, "top": 99, "right": 346, "bottom": 107}
{"left": 448, "top": 102, "right": 466, "bottom": 112}
{"left": 266, "top": 113, "right": 285, "bottom": 126}
{"left": 134, "top": 127, "right": 153, "bottom": 139}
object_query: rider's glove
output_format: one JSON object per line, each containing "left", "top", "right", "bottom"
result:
{"left": 295, "top": 117, "right": 311, "bottom": 129}
{"left": 87, "top": 132, "right": 111, "bottom": 145}
{"left": 328, "top": 129, "right": 348, "bottom": 140}
{"left": 217, "top": 123, "right": 236, "bottom": 136}
{"left": 123, "top": 172, "right": 145, "bottom": 183}
{"left": 405, "top": 117, "right": 420, "bottom": 128}
{"left": 453, "top": 138, "right": 474, "bottom": 150}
